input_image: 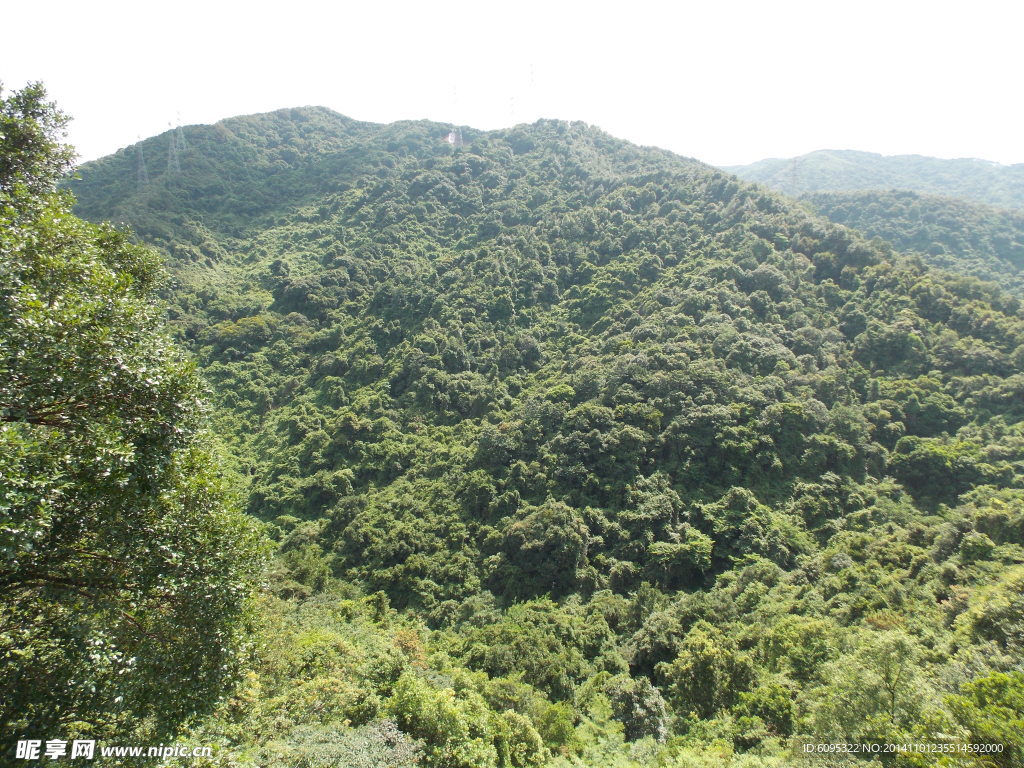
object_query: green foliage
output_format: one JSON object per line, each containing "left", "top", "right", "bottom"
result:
{"left": 387, "top": 671, "right": 501, "bottom": 768}
{"left": 67, "top": 104, "right": 1024, "bottom": 764}
{"left": 808, "top": 630, "right": 930, "bottom": 743}
{"left": 0, "top": 83, "right": 266, "bottom": 739}
{"left": 957, "top": 566, "right": 1024, "bottom": 651}
{"left": 890, "top": 436, "right": 1010, "bottom": 506}
{"left": 657, "top": 621, "right": 753, "bottom": 720}
{"left": 0, "top": 81, "right": 74, "bottom": 195}
{"left": 495, "top": 500, "right": 591, "bottom": 597}
{"left": 946, "top": 672, "right": 1024, "bottom": 768}
{"left": 803, "top": 190, "right": 1024, "bottom": 296}
{"left": 259, "top": 721, "right": 423, "bottom": 768}
{"left": 604, "top": 674, "right": 667, "bottom": 742}
{"left": 455, "top": 597, "right": 620, "bottom": 700}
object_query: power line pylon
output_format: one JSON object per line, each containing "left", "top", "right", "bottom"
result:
{"left": 136, "top": 139, "right": 149, "bottom": 190}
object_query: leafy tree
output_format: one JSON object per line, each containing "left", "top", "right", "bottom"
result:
{"left": 657, "top": 621, "right": 753, "bottom": 720}
{"left": 809, "top": 630, "right": 929, "bottom": 743}
{"left": 604, "top": 674, "right": 667, "bottom": 742}
{"left": 496, "top": 500, "right": 590, "bottom": 597}
{"left": 947, "top": 672, "right": 1024, "bottom": 768}
{"left": 259, "top": 721, "right": 424, "bottom": 768}
{"left": 0, "top": 83, "right": 266, "bottom": 737}
{"left": 386, "top": 672, "right": 500, "bottom": 768}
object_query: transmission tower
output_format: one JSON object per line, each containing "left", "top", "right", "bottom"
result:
{"left": 175, "top": 112, "right": 188, "bottom": 150}
{"left": 445, "top": 79, "right": 465, "bottom": 149}
{"left": 167, "top": 125, "right": 181, "bottom": 176}
{"left": 136, "top": 140, "right": 149, "bottom": 189}
{"left": 445, "top": 126, "right": 464, "bottom": 149}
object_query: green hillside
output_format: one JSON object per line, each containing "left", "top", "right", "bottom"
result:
{"left": 70, "top": 108, "right": 484, "bottom": 246}
{"left": 69, "top": 111, "right": 1024, "bottom": 767}
{"left": 801, "top": 190, "right": 1024, "bottom": 296}
{"left": 726, "top": 150, "right": 1024, "bottom": 209}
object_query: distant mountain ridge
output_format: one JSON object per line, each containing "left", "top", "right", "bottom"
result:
{"left": 726, "top": 149, "right": 1024, "bottom": 209}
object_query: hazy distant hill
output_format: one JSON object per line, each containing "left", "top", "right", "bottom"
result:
{"left": 71, "top": 112, "right": 1024, "bottom": 765}
{"left": 801, "top": 189, "right": 1024, "bottom": 295}
{"left": 726, "top": 149, "right": 1024, "bottom": 208}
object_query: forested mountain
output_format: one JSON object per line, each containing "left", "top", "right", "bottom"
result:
{"left": 726, "top": 150, "right": 1024, "bottom": 209}
{"left": 71, "top": 108, "right": 473, "bottom": 245}
{"left": 800, "top": 190, "right": 1024, "bottom": 296}
{"left": 69, "top": 109, "right": 1024, "bottom": 767}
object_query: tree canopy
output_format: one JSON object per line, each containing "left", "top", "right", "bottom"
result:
{"left": 802, "top": 189, "right": 1024, "bottom": 296}
{"left": 0, "top": 83, "right": 266, "bottom": 739}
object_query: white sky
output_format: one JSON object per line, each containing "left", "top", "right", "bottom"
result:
{"left": 4, "top": 0, "right": 1022, "bottom": 167}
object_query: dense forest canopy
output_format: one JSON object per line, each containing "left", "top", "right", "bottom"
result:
{"left": 23, "top": 102, "right": 1024, "bottom": 766}
{"left": 726, "top": 150, "right": 1024, "bottom": 209}
{"left": 799, "top": 190, "right": 1024, "bottom": 297}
